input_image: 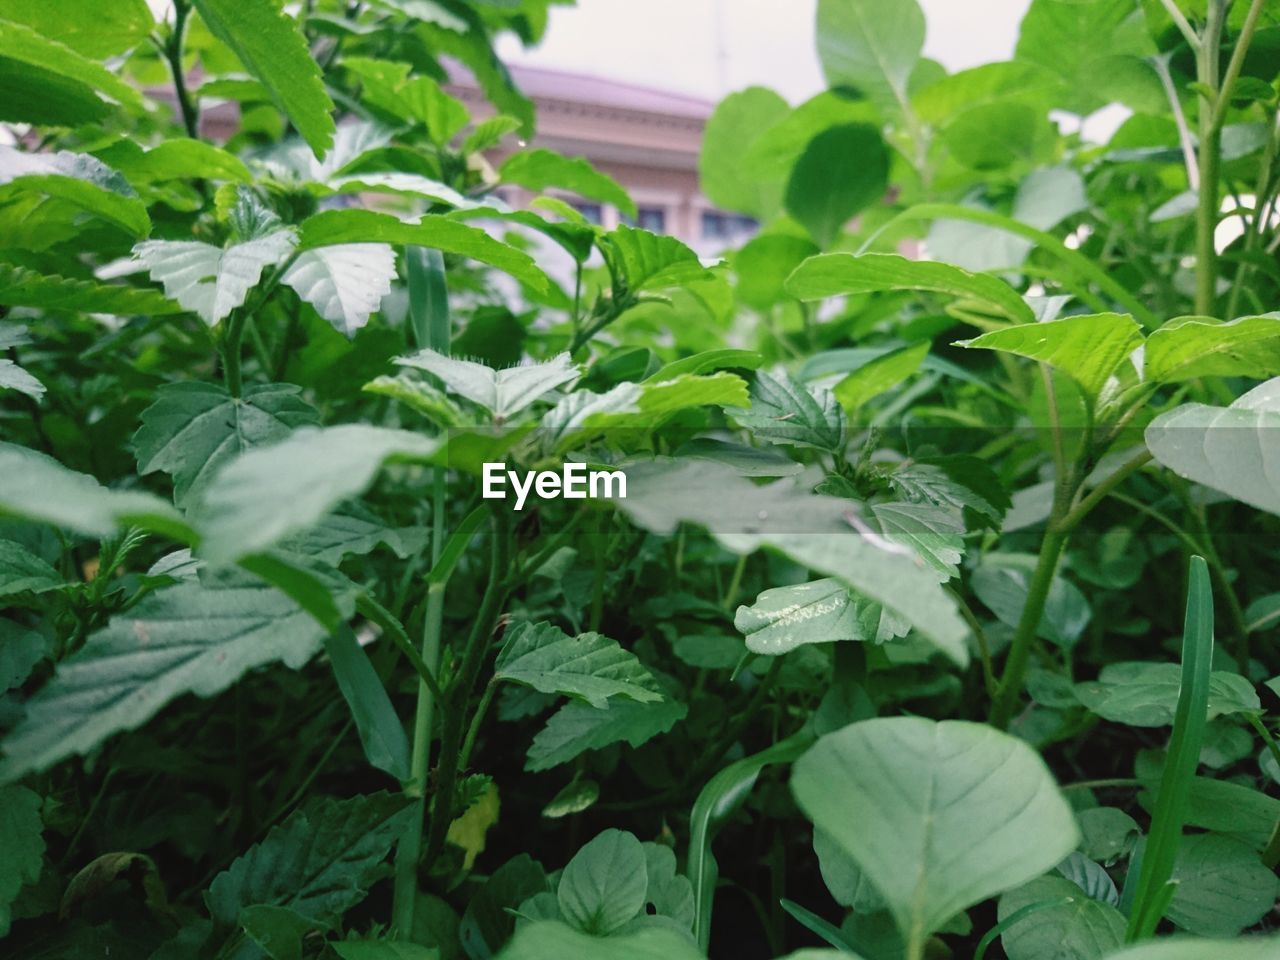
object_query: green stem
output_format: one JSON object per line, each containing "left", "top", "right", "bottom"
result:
{"left": 721, "top": 554, "right": 747, "bottom": 612}
{"left": 458, "top": 680, "right": 498, "bottom": 772}
{"left": 221, "top": 310, "right": 247, "bottom": 397}
{"left": 1058, "top": 450, "right": 1154, "bottom": 532}
{"left": 164, "top": 0, "right": 200, "bottom": 139}
{"left": 1194, "top": 0, "right": 1226, "bottom": 318}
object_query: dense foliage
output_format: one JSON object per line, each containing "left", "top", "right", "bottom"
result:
{"left": 4, "top": 0, "right": 1280, "bottom": 957}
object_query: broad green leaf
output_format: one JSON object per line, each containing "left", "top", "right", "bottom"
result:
{"left": 645, "top": 350, "right": 762, "bottom": 381}
{"left": 732, "top": 370, "right": 846, "bottom": 452}
{"left": 281, "top": 244, "right": 397, "bottom": 335}
{"left": 395, "top": 349, "right": 578, "bottom": 421}
{"left": 0, "top": 146, "right": 149, "bottom": 237}
{"left": 957, "top": 313, "right": 1143, "bottom": 398}
{"left": 240, "top": 904, "right": 328, "bottom": 960}
{"left": 462, "top": 853, "right": 550, "bottom": 958}
{"left": 787, "top": 253, "right": 1035, "bottom": 325}
{"left": 641, "top": 843, "right": 694, "bottom": 933}
{"left": 699, "top": 87, "right": 791, "bottom": 219}
{"left": 0, "top": 569, "right": 344, "bottom": 781}
{"left": 814, "top": 828, "right": 885, "bottom": 913}
{"left": 1165, "top": 833, "right": 1280, "bottom": 937}
{"left": 1074, "top": 663, "right": 1259, "bottom": 727}
{"left": 0, "top": 442, "right": 190, "bottom": 542}
{"left": 332, "top": 943, "right": 439, "bottom": 960}
{"left": 1077, "top": 808, "right": 1140, "bottom": 865}
{"left": 972, "top": 554, "right": 1091, "bottom": 648}
{"left": 887, "top": 456, "right": 1010, "bottom": 526}
{"left": 0, "top": 359, "right": 43, "bottom": 401}
{"left": 785, "top": 124, "right": 888, "bottom": 248}
{"left": 792, "top": 718, "right": 1079, "bottom": 950}
{"left": 0, "top": 620, "right": 45, "bottom": 691}
{"left": 134, "top": 381, "right": 320, "bottom": 507}
{"left": 816, "top": 0, "right": 924, "bottom": 114}
{"left": 871, "top": 502, "right": 964, "bottom": 581}
{"left": 1102, "top": 937, "right": 1280, "bottom": 960}
{"left": 0, "top": 539, "right": 61, "bottom": 597}
{"left": 494, "top": 621, "right": 661, "bottom": 708}
{"left": 0, "top": 18, "right": 143, "bottom": 120}
{"left": 998, "top": 875, "right": 1124, "bottom": 960}
{"left": 1057, "top": 852, "right": 1120, "bottom": 905}
{"left": 133, "top": 231, "right": 297, "bottom": 326}
{"left": 108, "top": 138, "right": 251, "bottom": 185}
{"left": 328, "top": 172, "right": 472, "bottom": 208}
{"left": 526, "top": 698, "right": 687, "bottom": 772}
{"left": 496, "top": 920, "right": 704, "bottom": 960}
{"left": 743, "top": 90, "right": 878, "bottom": 190}
{"left": 500, "top": 149, "right": 635, "bottom": 220}
{"left": 735, "top": 579, "right": 873, "bottom": 655}
{"left": 282, "top": 506, "right": 424, "bottom": 565}
{"left": 297, "top": 210, "right": 551, "bottom": 293}
{"left": 363, "top": 374, "right": 467, "bottom": 429}
{"left": 0, "top": 263, "right": 182, "bottom": 315}
{"left": 1145, "top": 378, "right": 1280, "bottom": 516}
{"left": 0, "top": 784, "right": 44, "bottom": 936}
{"left": 942, "top": 101, "right": 1055, "bottom": 171}
{"left": 191, "top": 0, "right": 335, "bottom": 158}
{"left": 557, "top": 829, "right": 647, "bottom": 936}
{"left": 618, "top": 460, "right": 969, "bottom": 664}
{"left": 324, "top": 626, "right": 411, "bottom": 781}
{"left": 0, "top": 0, "right": 151, "bottom": 57}
{"left": 834, "top": 342, "right": 929, "bottom": 414}
{"left": 1144, "top": 315, "right": 1280, "bottom": 383}
{"left": 601, "top": 226, "right": 709, "bottom": 293}
{"left": 734, "top": 234, "right": 820, "bottom": 309}
{"left": 342, "top": 56, "right": 468, "bottom": 145}
{"left": 194, "top": 425, "right": 439, "bottom": 565}
{"left": 912, "top": 61, "right": 1065, "bottom": 126}
{"left": 206, "top": 792, "right": 412, "bottom": 926}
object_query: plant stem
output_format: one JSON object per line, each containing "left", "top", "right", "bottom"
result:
{"left": 1158, "top": 0, "right": 1201, "bottom": 51}
{"left": 221, "top": 310, "right": 247, "bottom": 397}
{"left": 164, "top": 0, "right": 200, "bottom": 139}
{"left": 1058, "top": 450, "right": 1154, "bottom": 532}
{"left": 1194, "top": 0, "right": 1227, "bottom": 317}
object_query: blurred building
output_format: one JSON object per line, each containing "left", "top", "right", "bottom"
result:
{"left": 448, "top": 64, "right": 757, "bottom": 252}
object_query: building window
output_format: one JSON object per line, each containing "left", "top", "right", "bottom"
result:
{"left": 569, "top": 200, "right": 604, "bottom": 225}
{"left": 622, "top": 206, "right": 667, "bottom": 233}
{"left": 701, "top": 210, "right": 757, "bottom": 240}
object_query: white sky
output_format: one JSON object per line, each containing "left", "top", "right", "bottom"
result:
{"left": 497, "top": 0, "right": 1034, "bottom": 104}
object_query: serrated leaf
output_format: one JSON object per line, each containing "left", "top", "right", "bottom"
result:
{"left": 887, "top": 456, "right": 1009, "bottom": 526}
{"left": 281, "top": 244, "right": 396, "bottom": 335}
{"left": 296, "top": 209, "right": 551, "bottom": 293}
{"left": 0, "top": 18, "right": 143, "bottom": 121}
{"left": 601, "top": 226, "right": 708, "bottom": 293}
{"left": 494, "top": 622, "right": 661, "bottom": 708}
{"left": 500, "top": 149, "right": 635, "bottom": 220}
{"left": 0, "top": 442, "right": 190, "bottom": 542}
{"left": 134, "top": 381, "right": 320, "bottom": 507}
{"left": 526, "top": 698, "right": 687, "bottom": 772}
{"left": 870, "top": 501, "right": 963, "bottom": 581}
{"left": 0, "top": 0, "right": 151, "bottom": 58}
{"left": 0, "top": 784, "right": 44, "bottom": 936}
{"left": 0, "top": 619, "right": 45, "bottom": 692}
{"left": 1146, "top": 378, "right": 1280, "bottom": 516}
{"left": 0, "top": 569, "right": 344, "bottom": 781}
{"left": 394, "top": 349, "right": 578, "bottom": 421}
{"left": 0, "top": 145, "right": 149, "bottom": 237}
{"left": 0, "top": 263, "right": 182, "bottom": 315}
{"left": 1074, "top": 663, "right": 1260, "bottom": 727}
{"left": 191, "top": 0, "right": 335, "bottom": 158}
{"left": 732, "top": 370, "right": 846, "bottom": 452}
{"left": 1144, "top": 315, "right": 1280, "bottom": 383}
{"left": 792, "top": 717, "right": 1079, "bottom": 950}
{"left": 0, "top": 359, "right": 43, "bottom": 401}
{"left": 0, "top": 539, "right": 61, "bottom": 597}
{"left": 132, "top": 231, "right": 297, "bottom": 326}
{"left": 194, "top": 425, "right": 439, "bottom": 565}
{"left": 997, "top": 875, "right": 1124, "bottom": 960}
{"left": 363, "top": 374, "right": 467, "bottom": 428}
{"left": 206, "top": 792, "right": 411, "bottom": 926}
{"left": 957, "top": 313, "right": 1143, "bottom": 398}
{"left": 557, "top": 829, "right": 647, "bottom": 936}
{"left": 787, "top": 252, "right": 1034, "bottom": 324}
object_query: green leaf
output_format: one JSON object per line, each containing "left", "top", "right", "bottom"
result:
{"left": 0, "top": 0, "right": 151, "bottom": 57}
{"left": 0, "top": 619, "right": 45, "bottom": 692}
{"left": 343, "top": 56, "right": 468, "bottom": 145}
{"left": 644, "top": 349, "right": 762, "bottom": 382}
{"left": 1144, "top": 315, "right": 1280, "bottom": 383}
{"left": 0, "top": 539, "right": 61, "bottom": 597}
{"left": 972, "top": 554, "right": 1091, "bottom": 649}
{"left": 110, "top": 138, "right": 251, "bottom": 185}
{"left": 735, "top": 579, "right": 876, "bottom": 655}
{"left": 997, "top": 875, "right": 1124, "bottom": 960}
{"left": 791, "top": 717, "right": 1079, "bottom": 951}
{"left": 601, "top": 226, "right": 708, "bottom": 293}
{"left": 942, "top": 102, "right": 1055, "bottom": 171}
{"left": 281, "top": 244, "right": 397, "bottom": 336}
{"left": 206, "top": 792, "right": 412, "bottom": 926}
{"left": 494, "top": 621, "right": 662, "bottom": 708}
{"left": 699, "top": 87, "right": 791, "bottom": 219}
{"left": 1077, "top": 807, "right": 1140, "bottom": 865}
{"left": 134, "top": 381, "right": 320, "bottom": 507}
{"left": 557, "top": 829, "right": 647, "bottom": 936}
{"left": 0, "top": 568, "right": 342, "bottom": 781}
{"left": 1145, "top": 378, "right": 1280, "bottom": 516}
{"left": 816, "top": 0, "right": 924, "bottom": 114}
{"left": 785, "top": 124, "right": 888, "bottom": 248}
{"left": 787, "top": 253, "right": 1035, "bottom": 325}
{"left": 496, "top": 920, "right": 704, "bottom": 960}
{"left": 324, "top": 625, "right": 410, "bottom": 782}
{"left": 1102, "top": 936, "right": 1280, "bottom": 960}
{"left": 462, "top": 853, "right": 550, "bottom": 958}
{"left": 133, "top": 231, "right": 297, "bottom": 326}
{"left": 526, "top": 698, "right": 687, "bottom": 772}
{"left": 1165, "top": 833, "right": 1280, "bottom": 937}
{"left": 394, "top": 349, "right": 578, "bottom": 421}
{"left": 957, "top": 313, "right": 1143, "bottom": 398}
{"left": 1074, "top": 663, "right": 1259, "bottom": 727}
{"left": 0, "top": 359, "right": 43, "bottom": 402}
{"left": 0, "top": 18, "right": 143, "bottom": 120}
{"left": 871, "top": 501, "right": 964, "bottom": 581}
{"left": 0, "top": 263, "right": 182, "bottom": 315}
{"left": 191, "top": 0, "right": 335, "bottom": 158}
{"left": 732, "top": 370, "right": 846, "bottom": 452}
{"left": 500, "top": 149, "right": 635, "bottom": 220}
{"left": 887, "top": 456, "right": 1010, "bottom": 527}
{"left": 0, "top": 442, "right": 190, "bottom": 542}
{"left": 0, "top": 784, "right": 44, "bottom": 937}
{"left": 297, "top": 210, "right": 551, "bottom": 293}
{"left": 240, "top": 904, "right": 328, "bottom": 960}
{"left": 332, "top": 943, "right": 439, "bottom": 960}
{"left": 834, "top": 342, "right": 929, "bottom": 414}
{"left": 734, "top": 234, "right": 820, "bottom": 309}
{"left": 0, "top": 146, "right": 149, "bottom": 237}
{"left": 194, "top": 425, "right": 439, "bottom": 565}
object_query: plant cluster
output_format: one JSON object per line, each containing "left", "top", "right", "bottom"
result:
{"left": 3, "top": 1, "right": 1280, "bottom": 959}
